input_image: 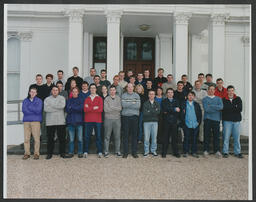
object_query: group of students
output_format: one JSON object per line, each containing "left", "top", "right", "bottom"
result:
{"left": 22, "top": 66, "right": 244, "bottom": 160}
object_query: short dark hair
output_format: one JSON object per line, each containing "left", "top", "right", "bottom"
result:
{"left": 94, "top": 75, "right": 100, "bottom": 79}
{"left": 148, "top": 89, "right": 156, "bottom": 94}
{"left": 73, "top": 66, "right": 79, "bottom": 71}
{"left": 36, "top": 74, "right": 43, "bottom": 78}
{"left": 29, "top": 87, "right": 37, "bottom": 92}
{"left": 146, "top": 79, "right": 153, "bottom": 83}
{"left": 72, "top": 86, "right": 80, "bottom": 93}
{"left": 144, "top": 69, "right": 150, "bottom": 72}
{"left": 227, "top": 85, "right": 235, "bottom": 90}
{"left": 206, "top": 74, "right": 213, "bottom": 78}
{"left": 51, "top": 85, "right": 58, "bottom": 90}
{"left": 109, "top": 85, "right": 116, "bottom": 90}
{"left": 46, "top": 74, "right": 53, "bottom": 79}
{"left": 127, "top": 69, "right": 133, "bottom": 73}
{"left": 216, "top": 78, "right": 223, "bottom": 83}
{"left": 129, "top": 75, "right": 135, "bottom": 79}
{"left": 82, "top": 81, "right": 89, "bottom": 86}
{"left": 187, "top": 91, "right": 195, "bottom": 96}
{"left": 208, "top": 84, "right": 215, "bottom": 90}
{"left": 177, "top": 81, "right": 184, "bottom": 85}
{"left": 57, "top": 70, "right": 63, "bottom": 74}
{"left": 167, "top": 74, "right": 173, "bottom": 77}
{"left": 56, "top": 81, "right": 63, "bottom": 85}
{"left": 157, "top": 68, "right": 164, "bottom": 72}
{"left": 89, "top": 83, "right": 97, "bottom": 89}
{"left": 181, "top": 74, "right": 187, "bottom": 78}
{"left": 198, "top": 73, "right": 204, "bottom": 77}
{"left": 101, "top": 69, "right": 106, "bottom": 73}
{"left": 166, "top": 88, "right": 174, "bottom": 94}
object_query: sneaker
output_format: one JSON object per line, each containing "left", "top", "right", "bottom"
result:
{"left": 116, "top": 152, "right": 121, "bottom": 157}
{"left": 65, "top": 154, "right": 74, "bottom": 158}
{"left": 46, "top": 154, "right": 52, "bottom": 160}
{"left": 22, "top": 155, "right": 30, "bottom": 160}
{"left": 192, "top": 153, "right": 199, "bottom": 158}
{"left": 60, "top": 154, "right": 66, "bottom": 158}
{"left": 132, "top": 153, "right": 139, "bottom": 158}
{"left": 33, "top": 154, "right": 39, "bottom": 160}
{"left": 215, "top": 151, "right": 222, "bottom": 158}
{"left": 144, "top": 153, "right": 149, "bottom": 157}
{"left": 183, "top": 153, "right": 188, "bottom": 157}
{"left": 98, "top": 152, "right": 103, "bottom": 158}
{"left": 203, "top": 151, "right": 209, "bottom": 157}
{"left": 104, "top": 153, "right": 109, "bottom": 158}
{"left": 78, "top": 154, "right": 83, "bottom": 158}
{"left": 83, "top": 152, "right": 88, "bottom": 158}
{"left": 138, "top": 140, "right": 143, "bottom": 144}
{"left": 152, "top": 152, "right": 158, "bottom": 157}
{"left": 223, "top": 153, "right": 229, "bottom": 158}
{"left": 174, "top": 153, "right": 181, "bottom": 158}
{"left": 123, "top": 153, "right": 128, "bottom": 158}
{"left": 235, "top": 153, "right": 243, "bottom": 158}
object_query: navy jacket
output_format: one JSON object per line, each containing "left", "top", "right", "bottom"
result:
{"left": 180, "top": 100, "right": 202, "bottom": 127}
{"left": 66, "top": 96, "right": 84, "bottom": 126}
{"left": 161, "top": 98, "right": 180, "bottom": 124}
{"left": 222, "top": 95, "right": 242, "bottom": 122}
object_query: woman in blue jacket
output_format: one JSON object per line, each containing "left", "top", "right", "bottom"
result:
{"left": 65, "top": 87, "right": 84, "bottom": 158}
{"left": 22, "top": 87, "right": 43, "bottom": 160}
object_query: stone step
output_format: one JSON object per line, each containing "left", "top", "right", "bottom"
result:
{"left": 7, "top": 135, "right": 249, "bottom": 155}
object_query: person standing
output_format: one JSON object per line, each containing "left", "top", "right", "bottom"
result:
{"left": 204, "top": 74, "right": 216, "bottom": 88}
{"left": 93, "top": 75, "right": 102, "bottom": 96}
{"left": 153, "top": 68, "right": 167, "bottom": 89}
{"left": 193, "top": 80, "right": 207, "bottom": 143}
{"left": 54, "top": 70, "right": 66, "bottom": 89}
{"left": 125, "top": 69, "right": 133, "bottom": 83}
{"left": 135, "top": 73, "right": 146, "bottom": 88}
{"left": 197, "top": 73, "right": 208, "bottom": 91}
{"left": 22, "top": 87, "right": 43, "bottom": 160}
{"left": 143, "top": 90, "right": 160, "bottom": 157}
{"left": 65, "top": 87, "right": 84, "bottom": 158}
{"left": 181, "top": 91, "right": 202, "bottom": 158}
{"left": 181, "top": 74, "right": 193, "bottom": 94}
{"left": 28, "top": 74, "right": 45, "bottom": 101}
{"left": 84, "top": 83, "right": 104, "bottom": 158}
{"left": 84, "top": 67, "right": 96, "bottom": 85}
{"left": 144, "top": 79, "right": 154, "bottom": 96}
{"left": 143, "top": 69, "right": 151, "bottom": 84}
{"left": 118, "top": 71, "right": 128, "bottom": 89}
{"left": 68, "top": 79, "right": 77, "bottom": 99}
{"left": 202, "top": 85, "right": 223, "bottom": 158}
{"left": 222, "top": 85, "right": 243, "bottom": 158}
{"left": 121, "top": 83, "right": 141, "bottom": 158}
{"left": 65, "top": 66, "right": 83, "bottom": 91}
{"left": 155, "top": 87, "right": 164, "bottom": 144}
{"left": 56, "top": 81, "right": 68, "bottom": 100}
{"left": 79, "top": 81, "right": 90, "bottom": 101}
{"left": 161, "top": 88, "right": 181, "bottom": 158}
{"left": 162, "top": 74, "right": 177, "bottom": 96}
{"left": 215, "top": 78, "right": 228, "bottom": 99}
{"left": 44, "top": 86, "right": 66, "bottom": 159}
{"left": 103, "top": 85, "right": 122, "bottom": 157}
{"left": 42, "top": 74, "right": 54, "bottom": 101}
{"left": 111, "top": 75, "right": 123, "bottom": 97}
{"left": 100, "top": 69, "right": 111, "bottom": 88}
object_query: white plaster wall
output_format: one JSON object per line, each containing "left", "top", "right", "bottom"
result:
{"left": 7, "top": 125, "right": 24, "bottom": 145}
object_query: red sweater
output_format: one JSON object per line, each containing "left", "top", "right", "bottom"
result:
{"left": 84, "top": 95, "right": 103, "bottom": 123}
{"left": 214, "top": 87, "right": 227, "bottom": 99}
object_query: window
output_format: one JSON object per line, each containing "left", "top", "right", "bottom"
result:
{"left": 7, "top": 37, "right": 20, "bottom": 101}
{"left": 126, "top": 42, "right": 137, "bottom": 60}
{"left": 141, "top": 41, "right": 153, "bottom": 60}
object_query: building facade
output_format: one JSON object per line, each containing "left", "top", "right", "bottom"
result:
{"left": 6, "top": 4, "right": 250, "bottom": 144}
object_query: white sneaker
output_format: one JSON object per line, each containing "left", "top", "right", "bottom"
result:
{"left": 83, "top": 152, "right": 88, "bottom": 158}
{"left": 98, "top": 152, "right": 103, "bottom": 158}
{"left": 215, "top": 151, "right": 222, "bottom": 158}
{"left": 203, "top": 151, "right": 209, "bottom": 157}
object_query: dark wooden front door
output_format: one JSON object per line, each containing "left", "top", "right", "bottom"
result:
{"left": 123, "top": 37, "right": 155, "bottom": 78}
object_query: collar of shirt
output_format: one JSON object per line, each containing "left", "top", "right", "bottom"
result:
{"left": 208, "top": 95, "right": 215, "bottom": 99}
{"left": 168, "top": 98, "right": 173, "bottom": 102}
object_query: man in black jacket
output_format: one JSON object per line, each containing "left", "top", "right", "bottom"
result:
{"left": 153, "top": 68, "right": 167, "bottom": 89}
{"left": 28, "top": 74, "right": 45, "bottom": 101}
{"left": 180, "top": 91, "right": 202, "bottom": 158}
{"left": 65, "top": 66, "right": 83, "bottom": 91}
{"left": 222, "top": 85, "right": 243, "bottom": 158}
{"left": 161, "top": 88, "right": 181, "bottom": 158}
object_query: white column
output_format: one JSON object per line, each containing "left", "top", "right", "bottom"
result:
{"left": 173, "top": 12, "right": 191, "bottom": 82}
{"left": 120, "top": 32, "right": 124, "bottom": 70}
{"left": 83, "top": 32, "right": 89, "bottom": 78}
{"left": 158, "top": 33, "right": 172, "bottom": 76}
{"left": 65, "top": 9, "right": 84, "bottom": 77}
{"left": 208, "top": 13, "right": 228, "bottom": 81}
{"left": 155, "top": 35, "right": 160, "bottom": 76}
{"left": 105, "top": 10, "right": 122, "bottom": 81}
{"left": 18, "top": 31, "right": 33, "bottom": 100}
{"left": 241, "top": 35, "right": 250, "bottom": 136}
{"left": 89, "top": 33, "right": 93, "bottom": 68}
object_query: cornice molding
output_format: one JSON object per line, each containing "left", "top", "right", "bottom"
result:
{"left": 64, "top": 9, "right": 85, "bottom": 23}
{"left": 173, "top": 12, "right": 192, "bottom": 25}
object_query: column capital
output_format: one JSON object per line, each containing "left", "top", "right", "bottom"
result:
{"left": 173, "top": 12, "right": 192, "bottom": 25}
{"left": 64, "top": 9, "right": 84, "bottom": 23}
{"left": 210, "top": 13, "right": 229, "bottom": 25}
{"left": 241, "top": 35, "right": 250, "bottom": 46}
{"left": 18, "top": 31, "right": 33, "bottom": 42}
{"left": 105, "top": 10, "right": 122, "bottom": 24}
{"left": 158, "top": 33, "right": 172, "bottom": 40}
{"left": 8, "top": 31, "right": 20, "bottom": 40}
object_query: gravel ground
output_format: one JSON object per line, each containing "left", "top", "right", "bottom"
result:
{"left": 7, "top": 154, "right": 248, "bottom": 199}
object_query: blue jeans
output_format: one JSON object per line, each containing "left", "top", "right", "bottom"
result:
{"left": 143, "top": 122, "right": 158, "bottom": 154}
{"left": 68, "top": 125, "right": 83, "bottom": 154}
{"left": 183, "top": 125, "right": 199, "bottom": 154}
{"left": 223, "top": 121, "right": 241, "bottom": 155}
{"left": 84, "top": 122, "right": 102, "bottom": 153}
{"left": 203, "top": 119, "right": 220, "bottom": 153}
{"left": 138, "top": 112, "right": 144, "bottom": 141}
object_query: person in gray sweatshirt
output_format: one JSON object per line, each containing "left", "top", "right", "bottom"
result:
{"left": 121, "top": 83, "right": 141, "bottom": 158}
{"left": 103, "top": 85, "right": 122, "bottom": 157}
{"left": 202, "top": 85, "right": 223, "bottom": 158}
{"left": 44, "top": 86, "right": 66, "bottom": 159}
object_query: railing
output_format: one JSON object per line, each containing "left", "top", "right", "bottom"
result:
{"left": 7, "top": 100, "right": 23, "bottom": 125}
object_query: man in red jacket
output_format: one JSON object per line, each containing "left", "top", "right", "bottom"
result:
{"left": 84, "top": 83, "right": 104, "bottom": 158}
{"left": 214, "top": 78, "right": 227, "bottom": 98}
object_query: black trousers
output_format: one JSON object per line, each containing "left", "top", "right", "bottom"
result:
{"left": 162, "top": 122, "right": 179, "bottom": 155}
{"left": 46, "top": 125, "right": 66, "bottom": 155}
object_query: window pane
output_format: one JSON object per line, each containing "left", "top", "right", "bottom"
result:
{"left": 94, "top": 41, "right": 106, "bottom": 60}
{"left": 7, "top": 38, "right": 20, "bottom": 71}
{"left": 126, "top": 42, "right": 137, "bottom": 60}
{"left": 7, "top": 73, "right": 20, "bottom": 101}
{"left": 142, "top": 41, "right": 153, "bottom": 60}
